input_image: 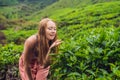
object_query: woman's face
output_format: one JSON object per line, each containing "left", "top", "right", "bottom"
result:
{"left": 45, "top": 20, "right": 57, "bottom": 41}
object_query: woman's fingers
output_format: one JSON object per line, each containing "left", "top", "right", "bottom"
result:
{"left": 50, "top": 39, "right": 62, "bottom": 49}
{"left": 55, "top": 40, "right": 62, "bottom": 44}
{"left": 55, "top": 40, "right": 62, "bottom": 46}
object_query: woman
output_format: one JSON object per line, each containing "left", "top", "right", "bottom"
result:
{"left": 19, "top": 18, "right": 62, "bottom": 80}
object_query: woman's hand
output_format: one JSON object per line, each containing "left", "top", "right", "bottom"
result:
{"left": 50, "top": 39, "right": 62, "bottom": 49}
{"left": 45, "top": 39, "right": 62, "bottom": 61}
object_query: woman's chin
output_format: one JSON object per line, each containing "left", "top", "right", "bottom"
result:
{"left": 47, "top": 37, "right": 54, "bottom": 41}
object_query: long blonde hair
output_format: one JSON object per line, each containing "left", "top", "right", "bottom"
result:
{"left": 37, "top": 18, "right": 58, "bottom": 66}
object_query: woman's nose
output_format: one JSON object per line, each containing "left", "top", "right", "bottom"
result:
{"left": 51, "top": 29, "right": 56, "bottom": 33}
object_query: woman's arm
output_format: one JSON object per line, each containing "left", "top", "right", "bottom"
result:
{"left": 23, "top": 36, "right": 36, "bottom": 80}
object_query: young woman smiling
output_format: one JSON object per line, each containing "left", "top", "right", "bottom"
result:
{"left": 19, "top": 18, "right": 62, "bottom": 80}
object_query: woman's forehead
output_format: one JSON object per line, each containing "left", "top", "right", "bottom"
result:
{"left": 47, "top": 21, "right": 56, "bottom": 27}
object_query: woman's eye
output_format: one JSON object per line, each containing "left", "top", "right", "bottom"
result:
{"left": 48, "top": 28, "right": 52, "bottom": 30}
{"left": 48, "top": 27, "right": 56, "bottom": 30}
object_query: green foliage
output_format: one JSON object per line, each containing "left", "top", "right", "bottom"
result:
{"left": 2, "top": 29, "right": 36, "bottom": 44}
{"left": 0, "top": 0, "right": 18, "bottom": 6}
{"left": 0, "top": 0, "right": 57, "bottom": 20}
{"left": 0, "top": 15, "right": 7, "bottom": 30}
{"left": 0, "top": 43, "right": 23, "bottom": 79}
{"left": 50, "top": 27, "right": 120, "bottom": 80}
{"left": 21, "top": 21, "right": 38, "bottom": 30}
{"left": 0, "top": 43, "right": 23, "bottom": 68}
{"left": 28, "top": 0, "right": 120, "bottom": 21}
{"left": 56, "top": 1, "right": 120, "bottom": 29}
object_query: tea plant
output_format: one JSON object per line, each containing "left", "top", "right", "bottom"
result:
{"left": 50, "top": 27, "right": 120, "bottom": 80}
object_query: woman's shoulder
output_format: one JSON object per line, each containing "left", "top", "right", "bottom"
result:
{"left": 25, "top": 34, "right": 37, "bottom": 45}
{"left": 22, "top": 35, "right": 37, "bottom": 53}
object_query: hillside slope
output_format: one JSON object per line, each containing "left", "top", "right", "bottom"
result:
{"left": 0, "top": 0, "right": 58, "bottom": 29}
{"left": 28, "top": 0, "right": 120, "bottom": 21}
{"left": 55, "top": 1, "right": 120, "bottom": 40}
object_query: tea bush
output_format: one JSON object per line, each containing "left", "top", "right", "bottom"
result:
{"left": 50, "top": 27, "right": 120, "bottom": 80}
{"left": 0, "top": 43, "right": 23, "bottom": 80}
{"left": 2, "top": 29, "right": 36, "bottom": 44}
